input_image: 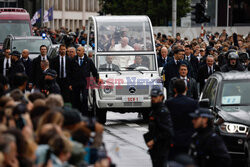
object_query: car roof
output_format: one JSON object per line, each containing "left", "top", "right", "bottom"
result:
{"left": 213, "top": 71, "right": 250, "bottom": 81}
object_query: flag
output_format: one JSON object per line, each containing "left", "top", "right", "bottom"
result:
{"left": 31, "top": 9, "right": 41, "bottom": 25}
{"left": 43, "top": 7, "right": 53, "bottom": 23}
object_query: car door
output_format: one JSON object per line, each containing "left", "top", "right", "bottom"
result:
{"left": 201, "top": 78, "right": 219, "bottom": 108}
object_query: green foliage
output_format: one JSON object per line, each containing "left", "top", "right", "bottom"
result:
{"left": 98, "top": 0, "right": 191, "bottom": 26}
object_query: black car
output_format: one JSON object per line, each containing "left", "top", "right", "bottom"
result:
{"left": 200, "top": 71, "right": 250, "bottom": 165}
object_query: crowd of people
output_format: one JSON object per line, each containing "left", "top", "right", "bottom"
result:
{"left": 0, "top": 24, "right": 249, "bottom": 167}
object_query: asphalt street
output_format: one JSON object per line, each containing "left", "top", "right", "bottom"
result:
{"left": 103, "top": 112, "right": 152, "bottom": 167}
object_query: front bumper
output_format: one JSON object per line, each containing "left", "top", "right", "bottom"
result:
{"left": 220, "top": 133, "right": 247, "bottom": 159}
{"left": 97, "top": 98, "right": 151, "bottom": 109}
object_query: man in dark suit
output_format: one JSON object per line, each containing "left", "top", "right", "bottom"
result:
{"left": 157, "top": 47, "right": 173, "bottom": 67}
{"left": 0, "top": 48, "right": 11, "bottom": 78}
{"left": 184, "top": 45, "right": 199, "bottom": 79}
{"left": 128, "top": 55, "right": 148, "bottom": 69}
{"left": 162, "top": 49, "right": 181, "bottom": 90}
{"left": 39, "top": 60, "right": 60, "bottom": 95}
{"left": 51, "top": 44, "right": 71, "bottom": 103}
{"left": 31, "top": 45, "right": 51, "bottom": 89}
{"left": 20, "top": 49, "right": 33, "bottom": 90}
{"left": 69, "top": 46, "right": 99, "bottom": 117}
{"left": 198, "top": 55, "right": 220, "bottom": 93}
{"left": 99, "top": 56, "right": 120, "bottom": 71}
{"left": 166, "top": 79, "right": 199, "bottom": 160}
{"left": 168, "top": 64, "right": 198, "bottom": 100}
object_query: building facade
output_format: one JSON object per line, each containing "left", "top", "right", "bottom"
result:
{"left": 44, "top": 0, "right": 99, "bottom": 31}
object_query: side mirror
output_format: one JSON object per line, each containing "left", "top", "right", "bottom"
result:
{"left": 199, "top": 98, "right": 211, "bottom": 108}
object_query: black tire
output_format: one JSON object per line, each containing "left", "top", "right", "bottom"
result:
{"left": 93, "top": 98, "right": 107, "bottom": 124}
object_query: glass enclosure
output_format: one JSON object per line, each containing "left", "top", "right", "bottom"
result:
{"left": 97, "top": 55, "right": 156, "bottom": 71}
{"left": 94, "top": 16, "right": 153, "bottom": 52}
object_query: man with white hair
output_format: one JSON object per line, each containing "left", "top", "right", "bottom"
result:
{"left": 110, "top": 37, "right": 134, "bottom": 68}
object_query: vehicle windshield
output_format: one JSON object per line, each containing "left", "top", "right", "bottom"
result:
{"left": 221, "top": 80, "right": 250, "bottom": 106}
{"left": 12, "top": 39, "right": 51, "bottom": 53}
{"left": 97, "top": 55, "right": 156, "bottom": 71}
{"left": 0, "top": 20, "right": 31, "bottom": 43}
{"left": 96, "top": 17, "right": 153, "bottom": 52}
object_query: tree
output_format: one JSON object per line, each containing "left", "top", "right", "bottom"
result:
{"left": 99, "top": 0, "right": 191, "bottom": 26}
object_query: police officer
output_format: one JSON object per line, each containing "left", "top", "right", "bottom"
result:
{"left": 221, "top": 52, "right": 245, "bottom": 72}
{"left": 144, "top": 87, "right": 174, "bottom": 167}
{"left": 189, "top": 108, "right": 231, "bottom": 167}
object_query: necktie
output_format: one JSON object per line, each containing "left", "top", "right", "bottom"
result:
{"left": 80, "top": 58, "right": 83, "bottom": 66}
{"left": 6, "top": 59, "right": 9, "bottom": 76}
{"left": 61, "top": 57, "right": 64, "bottom": 78}
{"left": 209, "top": 66, "right": 213, "bottom": 75}
{"left": 108, "top": 64, "right": 111, "bottom": 71}
{"left": 42, "top": 57, "right": 45, "bottom": 61}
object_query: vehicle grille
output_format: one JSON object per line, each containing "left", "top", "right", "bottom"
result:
{"left": 124, "top": 102, "right": 142, "bottom": 107}
{"left": 116, "top": 85, "right": 149, "bottom": 95}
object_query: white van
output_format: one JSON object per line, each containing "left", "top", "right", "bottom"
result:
{"left": 87, "top": 16, "right": 165, "bottom": 123}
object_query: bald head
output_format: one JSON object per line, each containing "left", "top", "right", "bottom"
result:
{"left": 76, "top": 46, "right": 85, "bottom": 57}
{"left": 22, "top": 49, "right": 29, "bottom": 59}
{"left": 161, "top": 47, "right": 168, "bottom": 58}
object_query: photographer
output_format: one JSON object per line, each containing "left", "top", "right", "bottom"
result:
{"left": 39, "top": 60, "right": 60, "bottom": 96}
{"left": 61, "top": 32, "right": 78, "bottom": 48}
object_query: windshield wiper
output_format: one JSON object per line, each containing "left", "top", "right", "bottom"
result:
{"left": 114, "top": 70, "right": 122, "bottom": 75}
{"left": 137, "top": 70, "right": 144, "bottom": 74}
{"left": 221, "top": 104, "right": 249, "bottom": 106}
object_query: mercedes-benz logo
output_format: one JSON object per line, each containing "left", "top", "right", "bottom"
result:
{"left": 129, "top": 86, "right": 136, "bottom": 94}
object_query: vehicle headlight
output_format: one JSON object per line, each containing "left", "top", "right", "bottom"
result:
{"left": 219, "top": 122, "right": 248, "bottom": 134}
{"left": 103, "top": 85, "right": 112, "bottom": 94}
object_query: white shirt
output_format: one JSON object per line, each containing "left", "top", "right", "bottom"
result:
{"left": 78, "top": 56, "right": 84, "bottom": 66}
{"left": 110, "top": 43, "right": 134, "bottom": 51}
{"left": 185, "top": 55, "right": 191, "bottom": 61}
{"left": 3, "top": 57, "right": 11, "bottom": 76}
{"left": 106, "top": 63, "right": 112, "bottom": 70}
{"left": 41, "top": 55, "right": 48, "bottom": 60}
{"left": 59, "top": 56, "right": 66, "bottom": 78}
{"left": 180, "top": 76, "right": 188, "bottom": 86}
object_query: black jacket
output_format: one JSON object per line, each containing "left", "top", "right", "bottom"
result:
{"left": 145, "top": 103, "right": 174, "bottom": 156}
{"left": 9, "top": 59, "right": 25, "bottom": 79}
{"left": 198, "top": 64, "right": 220, "bottom": 92}
{"left": 157, "top": 55, "right": 173, "bottom": 68}
{"left": 20, "top": 57, "right": 33, "bottom": 82}
{"left": 50, "top": 55, "right": 71, "bottom": 85}
{"left": 31, "top": 55, "right": 51, "bottom": 86}
{"left": 69, "top": 54, "right": 99, "bottom": 88}
{"left": 221, "top": 61, "right": 245, "bottom": 72}
{"left": 99, "top": 63, "right": 120, "bottom": 71}
{"left": 166, "top": 95, "right": 198, "bottom": 148}
{"left": 39, "top": 68, "right": 61, "bottom": 94}
{"left": 168, "top": 77, "right": 198, "bottom": 100}
{"left": 189, "top": 127, "right": 231, "bottom": 167}
{"left": 185, "top": 54, "right": 199, "bottom": 79}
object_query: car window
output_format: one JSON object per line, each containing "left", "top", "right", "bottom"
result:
{"left": 201, "top": 78, "right": 212, "bottom": 99}
{"left": 221, "top": 80, "right": 250, "bottom": 105}
{"left": 202, "top": 78, "right": 218, "bottom": 107}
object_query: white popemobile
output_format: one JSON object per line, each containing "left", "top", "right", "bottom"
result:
{"left": 87, "top": 16, "right": 165, "bottom": 123}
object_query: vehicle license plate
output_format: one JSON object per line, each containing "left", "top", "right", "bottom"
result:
{"left": 122, "top": 96, "right": 143, "bottom": 102}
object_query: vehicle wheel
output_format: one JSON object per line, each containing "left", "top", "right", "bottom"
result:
{"left": 93, "top": 98, "right": 107, "bottom": 124}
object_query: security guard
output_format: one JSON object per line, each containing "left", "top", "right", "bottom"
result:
{"left": 221, "top": 52, "right": 245, "bottom": 72}
{"left": 189, "top": 108, "right": 231, "bottom": 167}
{"left": 144, "top": 87, "right": 174, "bottom": 167}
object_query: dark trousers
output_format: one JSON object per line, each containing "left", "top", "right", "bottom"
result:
{"left": 149, "top": 149, "right": 169, "bottom": 167}
{"left": 169, "top": 145, "right": 189, "bottom": 160}
{"left": 57, "top": 78, "right": 70, "bottom": 103}
{"left": 72, "top": 86, "right": 89, "bottom": 117}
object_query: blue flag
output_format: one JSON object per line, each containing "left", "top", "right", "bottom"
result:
{"left": 44, "top": 7, "right": 53, "bottom": 23}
